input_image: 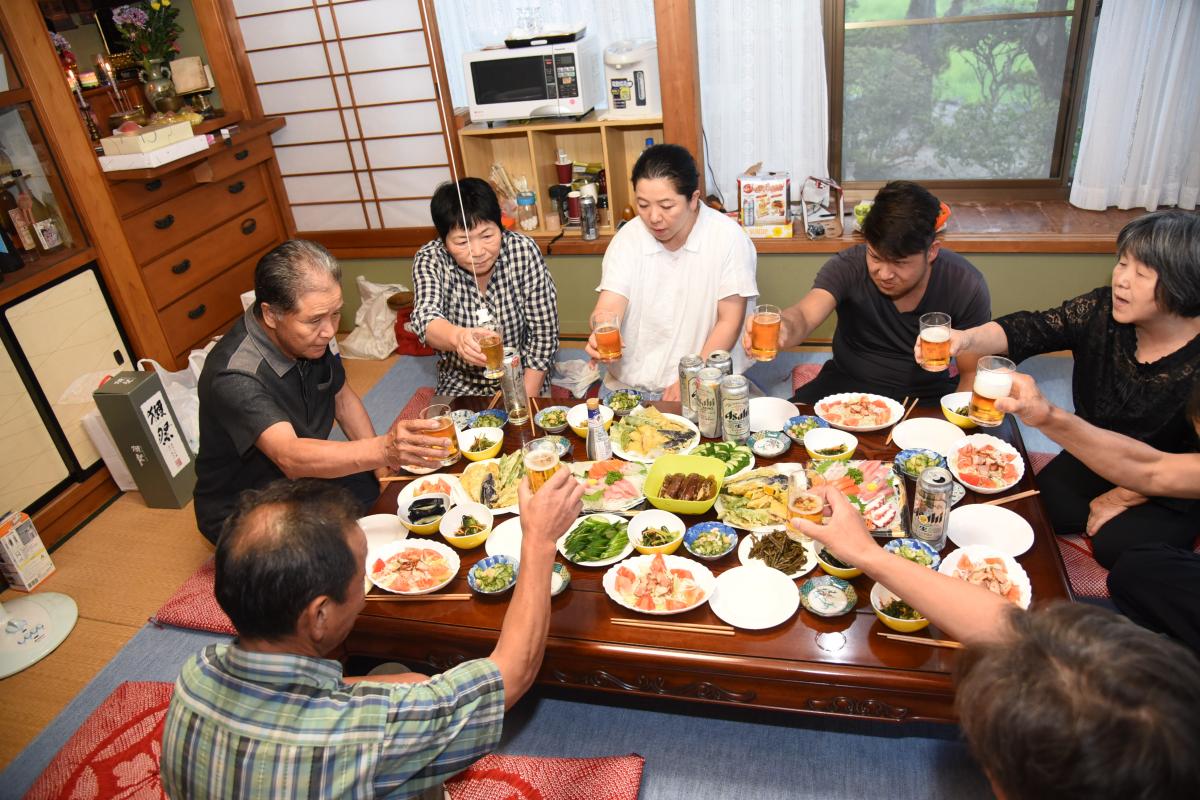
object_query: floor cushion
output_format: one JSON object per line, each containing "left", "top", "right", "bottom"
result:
{"left": 151, "top": 557, "right": 234, "bottom": 635}
{"left": 446, "top": 753, "right": 644, "bottom": 800}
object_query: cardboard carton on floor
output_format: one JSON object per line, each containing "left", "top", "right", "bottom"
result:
{"left": 0, "top": 511, "right": 55, "bottom": 592}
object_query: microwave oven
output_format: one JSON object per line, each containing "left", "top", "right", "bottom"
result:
{"left": 464, "top": 38, "right": 600, "bottom": 124}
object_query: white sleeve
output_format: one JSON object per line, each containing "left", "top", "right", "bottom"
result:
{"left": 718, "top": 224, "right": 759, "bottom": 299}
{"left": 597, "top": 225, "right": 637, "bottom": 298}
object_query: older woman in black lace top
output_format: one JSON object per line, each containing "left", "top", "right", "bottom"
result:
{"left": 939, "top": 210, "right": 1200, "bottom": 569}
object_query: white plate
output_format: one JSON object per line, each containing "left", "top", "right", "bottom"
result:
{"left": 359, "top": 514, "right": 408, "bottom": 595}
{"left": 396, "top": 473, "right": 469, "bottom": 509}
{"left": 602, "top": 554, "right": 716, "bottom": 615}
{"left": 611, "top": 412, "right": 700, "bottom": 464}
{"left": 368, "top": 539, "right": 460, "bottom": 595}
{"left": 815, "top": 392, "right": 905, "bottom": 433}
{"left": 556, "top": 513, "right": 634, "bottom": 567}
{"left": 709, "top": 565, "right": 801, "bottom": 629}
{"left": 737, "top": 530, "right": 817, "bottom": 579}
{"left": 938, "top": 545, "right": 1032, "bottom": 609}
{"left": 948, "top": 504, "right": 1034, "bottom": 557}
{"left": 946, "top": 434, "right": 1026, "bottom": 495}
{"left": 460, "top": 458, "right": 521, "bottom": 515}
{"left": 748, "top": 397, "right": 800, "bottom": 433}
{"left": 486, "top": 516, "right": 524, "bottom": 558}
{"left": 890, "top": 417, "right": 966, "bottom": 457}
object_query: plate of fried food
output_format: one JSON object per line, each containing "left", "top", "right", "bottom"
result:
{"left": 714, "top": 464, "right": 806, "bottom": 532}
{"left": 815, "top": 392, "right": 905, "bottom": 432}
{"left": 460, "top": 451, "right": 524, "bottom": 514}
{"left": 611, "top": 406, "right": 700, "bottom": 463}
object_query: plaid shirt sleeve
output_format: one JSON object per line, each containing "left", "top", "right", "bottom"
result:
{"left": 508, "top": 234, "right": 559, "bottom": 374}
{"left": 409, "top": 241, "right": 447, "bottom": 344}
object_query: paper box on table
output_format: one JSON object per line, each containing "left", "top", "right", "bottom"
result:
{"left": 93, "top": 371, "right": 196, "bottom": 509}
{"left": 100, "top": 120, "right": 193, "bottom": 156}
{"left": 0, "top": 511, "right": 55, "bottom": 592}
{"left": 99, "top": 135, "right": 210, "bottom": 172}
{"left": 738, "top": 171, "right": 791, "bottom": 225}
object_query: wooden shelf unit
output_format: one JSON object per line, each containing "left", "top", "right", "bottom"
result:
{"left": 459, "top": 113, "right": 664, "bottom": 238}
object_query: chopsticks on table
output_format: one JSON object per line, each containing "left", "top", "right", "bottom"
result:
{"left": 485, "top": 391, "right": 502, "bottom": 410}
{"left": 379, "top": 474, "right": 422, "bottom": 484}
{"left": 611, "top": 617, "right": 735, "bottom": 637}
{"left": 366, "top": 593, "right": 472, "bottom": 602}
{"left": 884, "top": 397, "right": 919, "bottom": 446}
{"left": 984, "top": 489, "right": 1041, "bottom": 507}
{"left": 529, "top": 396, "right": 539, "bottom": 435}
{"left": 878, "top": 632, "right": 964, "bottom": 649}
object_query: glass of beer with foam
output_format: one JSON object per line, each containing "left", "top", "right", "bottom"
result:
{"left": 478, "top": 321, "right": 505, "bottom": 380}
{"left": 421, "top": 403, "right": 460, "bottom": 466}
{"left": 786, "top": 472, "right": 823, "bottom": 542}
{"left": 750, "top": 304, "right": 782, "bottom": 361}
{"left": 591, "top": 311, "right": 622, "bottom": 362}
{"left": 919, "top": 312, "right": 951, "bottom": 372}
{"left": 523, "top": 438, "right": 562, "bottom": 492}
{"left": 969, "top": 356, "right": 1016, "bottom": 427}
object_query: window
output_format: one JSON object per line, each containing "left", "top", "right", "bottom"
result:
{"left": 828, "top": 0, "right": 1094, "bottom": 188}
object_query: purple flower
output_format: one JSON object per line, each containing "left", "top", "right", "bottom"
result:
{"left": 112, "top": 5, "right": 149, "bottom": 28}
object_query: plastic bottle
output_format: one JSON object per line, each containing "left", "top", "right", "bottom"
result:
{"left": 515, "top": 191, "right": 539, "bottom": 231}
{"left": 585, "top": 397, "right": 612, "bottom": 460}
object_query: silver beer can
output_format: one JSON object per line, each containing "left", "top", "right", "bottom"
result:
{"left": 911, "top": 467, "right": 954, "bottom": 550}
{"left": 706, "top": 350, "right": 733, "bottom": 377}
{"left": 678, "top": 353, "right": 704, "bottom": 423}
{"left": 695, "top": 367, "right": 723, "bottom": 438}
{"left": 580, "top": 196, "right": 598, "bottom": 240}
{"left": 720, "top": 374, "right": 750, "bottom": 443}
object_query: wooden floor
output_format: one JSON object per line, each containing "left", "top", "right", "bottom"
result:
{"left": 0, "top": 350, "right": 399, "bottom": 770}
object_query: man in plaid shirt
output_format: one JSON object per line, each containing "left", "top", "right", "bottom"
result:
{"left": 161, "top": 473, "right": 583, "bottom": 799}
{"left": 409, "top": 178, "right": 558, "bottom": 398}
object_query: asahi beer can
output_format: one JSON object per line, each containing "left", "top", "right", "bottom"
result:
{"left": 678, "top": 354, "right": 704, "bottom": 424}
{"left": 580, "top": 196, "right": 598, "bottom": 240}
{"left": 695, "top": 367, "right": 723, "bottom": 438}
{"left": 741, "top": 196, "right": 756, "bottom": 227}
{"left": 720, "top": 374, "right": 750, "bottom": 443}
{"left": 911, "top": 466, "right": 954, "bottom": 550}
{"left": 706, "top": 350, "right": 733, "bottom": 377}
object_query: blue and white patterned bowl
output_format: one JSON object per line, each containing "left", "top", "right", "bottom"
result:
{"left": 467, "top": 554, "right": 519, "bottom": 595}
{"left": 605, "top": 389, "right": 643, "bottom": 416}
{"left": 551, "top": 562, "right": 571, "bottom": 596}
{"left": 784, "top": 414, "right": 829, "bottom": 445}
{"left": 534, "top": 405, "right": 570, "bottom": 433}
{"left": 683, "top": 521, "right": 738, "bottom": 561}
{"left": 470, "top": 409, "right": 509, "bottom": 429}
{"left": 893, "top": 448, "right": 947, "bottom": 480}
{"left": 798, "top": 575, "right": 858, "bottom": 617}
{"left": 883, "top": 538, "right": 942, "bottom": 570}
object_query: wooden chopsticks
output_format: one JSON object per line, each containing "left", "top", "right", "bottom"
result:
{"left": 884, "top": 397, "right": 920, "bottom": 446}
{"left": 529, "top": 396, "right": 539, "bottom": 435}
{"left": 485, "top": 391, "right": 502, "bottom": 410}
{"left": 379, "top": 474, "right": 422, "bottom": 484}
{"left": 984, "top": 489, "right": 1041, "bottom": 507}
{"left": 611, "top": 617, "right": 735, "bottom": 636}
{"left": 366, "top": 593, "right": 472, "bottom": 602}
{"left": 878, "top": 632, "right": 964, "bottom": 649}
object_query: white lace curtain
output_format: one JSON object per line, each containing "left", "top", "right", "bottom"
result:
{"left": 1070, "top": 0, "right": 1200, "bottom": 210}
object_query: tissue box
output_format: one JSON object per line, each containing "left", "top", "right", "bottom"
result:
{"left": 100, "top": 120, "right": 193, "bottom": 156}
{"left": 738, "top": 172, "right": 791, "bottom": 225}
{"left": 0, "top": 511, "right": 55, "bottom": 592}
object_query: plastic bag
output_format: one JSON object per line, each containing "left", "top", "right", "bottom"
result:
{"left": 82, "top": 409, "right": 137, "bottom": 492}
{"left": 340, "top": 276, "right": 406, "bottom": 360}
{"left": 551, "top": 359, "right": 600, "bottom": 398}
{"left": 137, "top": 358, "right": 200, "bottom": 454}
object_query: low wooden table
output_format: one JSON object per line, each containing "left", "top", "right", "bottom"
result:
{"left": 347, "top": 398, "right": 1072, "bottom": 724}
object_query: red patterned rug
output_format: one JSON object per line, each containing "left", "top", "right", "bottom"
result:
{"left": 390, "top": 385, "right": 437, "bottom": 426}
{"left": 25, "top": 681, "right": 173, "bottom": 800}
{"left": 446, "top": 753, "right": 644, "bottom": 800}
{"left": 1056, "top": 535, "right": 1109, "bottom": 599}
{"left": 790, "top": 363, "right": 822, "bottom": 393}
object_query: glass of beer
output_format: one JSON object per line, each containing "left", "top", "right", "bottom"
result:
{"left": 478, "top": 321, "right": 505, "bottom": 380}
{"left": 421, "top": 403, "right": 460, "bottom": 466}
{"left": 591, "top": 311, "right": 622, "bottom": 362}
{"left": 919, "top": 312, "right": 952, "bottom": 372}
{"left": 523, "top": 438, "right": 561, "bottom": 492}
{"left": 969, "top": 356, "right": 1016, "bottom": 427}
{"left": 750, "top": 303, "right": 782, "bottom": 361}
{"left": 786, "top": 472, "right": 823, "bottom": 542}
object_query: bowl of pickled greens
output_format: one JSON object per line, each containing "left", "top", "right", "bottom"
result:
{"left": 628, "top": 509, "right": 685, "bottom": 555}
{"left": 893, "top": 448, "right": 947, "bottom": 480}
{"left": 883, "top": 538, "right": 942, "bottom": 570}
{"left": 468, "top": 554, "right": 519, "bottom": 595}
{"left": 605, "top": 389, "right": 643, "bottom": 416}
{"left": 871, "top": 582, "right": 930, "bottom": 632}
{"left": 683, "top": 521, "right": 737, "bottom": 561}
{"left": 534, "top": 405, "right": 570, "bottom": 433}
{"left": 784, "top": 415, "right": 829, "bottom": 445}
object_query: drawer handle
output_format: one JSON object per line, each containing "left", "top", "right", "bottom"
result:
{"left": 227, "top": 180, "right": 246, "bottom": 194}
{"left": 171, "top": 259, "right": 191, "bottom": 275}
{"left": 241, "top": 218, "right": 257, "bottom": 235}
{"left": 145, "top": 179, "right": 163, "bottom": 192}
{"left": 235, "top": 148, "right": 250, "bottom": 160}
{"left": 187, "top": 304, "right": 207, "bottom": 320}
{"left": 154, "top": 213, "right": 175, "bottom": 230}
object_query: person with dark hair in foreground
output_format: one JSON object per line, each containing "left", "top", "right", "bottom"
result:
{"left": 410, "top": 178, "right": 558, "bottom": 397}
{"left": 193, "top": 240, "right": 448, "bottom": 543}
{"left": 931, "top": 209, "right": 1200, "bottom": 567}
{"left": 752, "top": 180, "right": 990, "bottom": 404}
{"left": 791, "top": 484, "right": 1200, "bottom": 800}
{"left": 587, "top": 143, "right": 758, "bottom": 399}
{"left": 162, "top": 472, "right": 585, "bottom": 799}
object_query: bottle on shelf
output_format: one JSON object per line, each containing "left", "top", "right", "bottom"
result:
{"left": 3, "top": 177, "right": 37, "bottom": 254}
{"left": 0, "top": 179, "right": 29, "bottom": 259}
{"left": 585, "top": 397, "right": 612, "bottom": 461}
{"left": 12, "top": 171, "right": 64, "bottom": 254}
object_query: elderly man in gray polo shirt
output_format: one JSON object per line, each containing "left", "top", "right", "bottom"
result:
{"left": 193, "top": 239, "right": 445, "bottom": 543}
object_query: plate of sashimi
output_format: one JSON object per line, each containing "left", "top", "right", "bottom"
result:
{"left": 570, "top": 459, "right": 648, "bottom": 512}
{"left": 806, "top": 459, "right": 906, "bottom": 535}
{"left": 603, "top": 553, "right": 716, "bottom": 615}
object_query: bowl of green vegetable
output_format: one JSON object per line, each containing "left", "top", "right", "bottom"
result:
{"left": 693, "top": 441, "right": 755, "bottom": 477}
{"left": 784, "top": 415, "right": 829, "bottom": 445}
{"left": 883, "top": 538, "right": 942, "bottom": 570}
{"left": 468, "top": 554, "right": 519, "bottom": 594}
{"left": 471, "top": 409, "right": 508, "bottom": 429}
{"left": 556, "top": 513, "right": 632, "bottom": 566}
{"left": 893, "top": 448, "right": 947, "bottom": 480}
{"left": 802, "top": 427, "right": 857, "bottom": 462}
{"left": 439, "top": 503, "right": 494, "bottom": 550}
{"left": 940, "top": 391, "right": 976, "bottom": 429}
{"left": 683, "top": 521, "right": 737, "bottom": 561}
{"left": 459, "top": 427, "right": 504, "bottom": 461}
{"left": 871, "top": 582, "right": 930, "bottom": 632}
{"left": 628, "top": 509, "right": 685, "bottom": 555}
{"left": 816, "top": 546, "right": 863, "bottom": 579}
{"left": 534, "top": 405, "right": 570, "bottom": 433}
{"left": 605, "top": 389, "right": 642, "bottom": 416}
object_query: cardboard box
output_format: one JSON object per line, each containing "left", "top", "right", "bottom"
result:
{"left": 738, "top": 171, "right": 791, "bottom": 225}
{"left": 0, "top": 511, "right": 55, "bottom": 592}
{"left": 100, "top": 120, "right": 193, "bottom": 156}
{"left": 93, "top": 371, "right": 196, "bottom": 508}
{"left": 99, "top": 135, "right": 210, "bottom": 172}
{"left": 742, "top": 222, "right": 795, "bottom": 239}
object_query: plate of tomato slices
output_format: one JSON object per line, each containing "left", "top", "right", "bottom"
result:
{"left": 603, "top": 553, "right": 715, "bottom": 615}
{"left": 369, "top": 540, "right": 460, "bottom": 595}
{"left": 947, "top": 434, "right": 1025, "bottom": 495}
{"left": 814, "top": 393, "right": 904, "bottom": 432}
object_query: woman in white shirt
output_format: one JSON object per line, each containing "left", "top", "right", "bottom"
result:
{"left": 586, "top": 144, "right": 758, "bottom": 400}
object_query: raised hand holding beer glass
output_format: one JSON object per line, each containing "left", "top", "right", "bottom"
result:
{"left": 523, "top": 438, "right": 562, "bottom": 492}
{"left": 589, "top": 310, "right": 623, "bottom": 362}
{"left": 477, "top": 321, "right": 505, "bottom": 380}
{"left": 749, "top": 303, "right": 782, "bottom": 361}
{"left": 785, "top": 471, "right": 824, "bottom": 543}
{"left": 969, "top": 355, "right": 1016, "bottom": 427}
{"left": 421, "top": 403, "right": 461, "bottom": 466}
{"left": 918, "top": 312, "right": 952, "bottom": 371}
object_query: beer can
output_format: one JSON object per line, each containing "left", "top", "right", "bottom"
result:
{"left": 500, "top": 346, "right": 529, "bottom": 425}
{"left": 720, "top": 374, "right": 750, "bottom": 443}
{"left": 580, "top": 196, "right": 598, "bottom": 240}
{"left": 678, "top": 353, "right": 704, "bottom": 423}
{"left": 695, "top": 367, "right": 723, "bottom": 438}
{"left": 911, "top": 467, "right": 953, "bottom": 550}
{"left": 741, "top": 196, "right": 756, "bottom": 226}
{"left": 706, "top": 350, "right": 733, "bottom": 377}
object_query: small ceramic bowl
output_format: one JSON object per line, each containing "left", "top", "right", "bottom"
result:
{"left": 567, "top": 402, "right": 613, "bottom": 438}
{"left": 799, "top": 575, "right": 858, "bottom": 617}
{"left": 470, "top": 409, "right": 509, "bottom": 429}
{"left": 784, "top": 414, "right": 829, "bottom": 445}
{"left": 458, "top": 427, "right": 504, "bottom": 462}
{"left": 628, "top": 509, "right": 686, "bottom": 555}
{"left": 397, "top": 492, "right": 451, "bottom": 535}
{"left": 551, "top": 562, "right": 571, "bottom": 596}
{"left": 941, "top": 391, "right": 977, "bottom": 429}
{"left": 747, "top": 430, "right": 791, "bottom": 458}
{"left": 883, "top": 538, "right": 942, "bottom": 570}
{"left": 467, "top": 554, "right": 519, "bottom": 595}
{"left": 605, "top": 389, "right": 643, "bottom": 416}
{"left": 544, "top": 435, "right": 572, "bottom": 458}
{"left": 450, "top": 409, "right": 476, "bottom": 431}
{"left": 893, "top": 448, "right": 947, "bottom": 480}
{"left": 803, "top": 427, "right": 858, "bottom": 462}
{"left": 534, "top": 405, "right": 570, "bottom": 433}
{"left": 816, "top": 547, "right": 863, "bottom": 580}
{"left": 439, "top": 503, "right": 494, "bottom": 550}
{"left": 871, "top": 582, "right": 930, "bottom": 632}
{"left": 683, "top": 521, "right": 738, "bottom": 561}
